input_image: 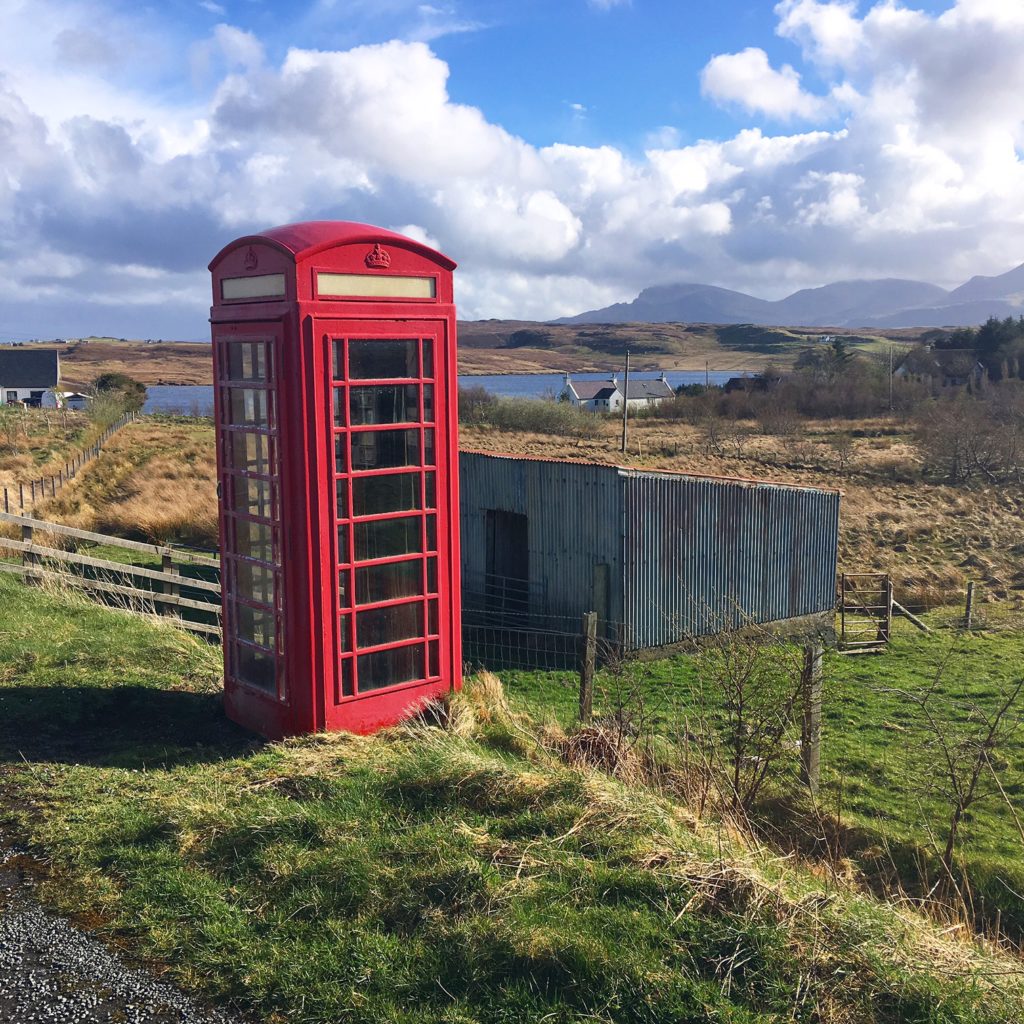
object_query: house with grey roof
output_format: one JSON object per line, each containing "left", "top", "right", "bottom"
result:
{"left": 0, "top": 350, "right": 61, "bottom": 407}
{"left": 562, "top": 372, "right": 674, "bottom": 412}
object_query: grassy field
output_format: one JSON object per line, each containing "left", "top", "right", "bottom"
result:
{"left": 497, "top": 611, "right": 1024, "bottom": 937}
{"left": 0, "top": 405, "right": 97, "bottom": 496}
{"left": 1, "top": 576, "right": 1022, "bottom": 1023}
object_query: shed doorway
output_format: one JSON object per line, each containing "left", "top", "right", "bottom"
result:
{"left": 485, "top": 509, "right": 529, "bottom": 618}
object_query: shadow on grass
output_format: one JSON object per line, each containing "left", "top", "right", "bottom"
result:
{"left": 0, "top": 685, "right": 261, "bottom": 769}
{"left": 756, "top": 794, "right": 1024, "bottom": 943}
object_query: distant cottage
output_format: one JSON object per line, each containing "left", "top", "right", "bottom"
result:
{"left": 0, "top": 350, "right": 60, "bottom": 407}
{"left": 562, "top": 372, "right": 674, "bottom": 412}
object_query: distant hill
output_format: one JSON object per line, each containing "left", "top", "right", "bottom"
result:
{"left": 558, "top": 262, "right": 1024, "bottom": 329}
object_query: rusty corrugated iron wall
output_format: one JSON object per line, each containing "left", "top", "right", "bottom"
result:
{"left": 459, "top": 451, "right": 839, "bottom": 649}
{"left": 459, "top": 451, "right": 624, "bottom": 624}
{"left": 621, "top": 470, "right": 840, "bottom": 649}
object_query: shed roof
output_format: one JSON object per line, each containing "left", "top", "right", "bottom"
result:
{"left": 460, "top": 448, "right": 841, "bottom": 495}
{"left": 0, "top": 349, "right": 59, "bottom": 388}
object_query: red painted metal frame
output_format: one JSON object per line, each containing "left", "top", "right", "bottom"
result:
{"left": 209, "top": 222, "right": 461, "bottom": 739}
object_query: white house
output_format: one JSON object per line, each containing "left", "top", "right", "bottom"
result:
{"left": 562, "top": 372, "right": 675, "bottom": 413}
{"left": 0, "top": 350, "right": 60, "bottom": 407}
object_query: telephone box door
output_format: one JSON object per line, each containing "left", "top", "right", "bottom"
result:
{"left": 318, "top": 321, "right": 456, "bottom": 730}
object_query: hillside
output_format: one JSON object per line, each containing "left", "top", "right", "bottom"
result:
{"left": 1, "top": 577, "right": 1023, "bottom": 1023}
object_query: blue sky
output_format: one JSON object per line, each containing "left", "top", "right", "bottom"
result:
{"left": 1, "top": 0, "right": 1023, "bottom": 338}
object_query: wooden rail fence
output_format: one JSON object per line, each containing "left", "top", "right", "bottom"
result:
{"left": 1, "top": 412, "right": 137, "bottom": 515}
{"left": 0, "top": 510, "right": 222, "bottom": 638}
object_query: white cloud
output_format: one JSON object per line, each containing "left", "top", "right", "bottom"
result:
{"left": 701, "top": 47, "right": 829, "bottom": 120}
{"left": 587, "top": 0, "right": 631, "bottom": 9}
{"left": 2, "top": 0, "right": 1024, "bottom": 335}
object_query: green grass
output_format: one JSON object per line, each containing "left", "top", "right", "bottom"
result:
{"left": 499, "top": 618, "right": 1024, "bottom": 936}
{"left": 1, "top": 576, "right": 1022, "bottom": 1023}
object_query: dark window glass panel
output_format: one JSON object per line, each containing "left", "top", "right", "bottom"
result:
{"left": 232, "top": 474, "right": 275, "bottom": 520}
{"left": 350, "top": 385, "right": 419, "bottom": 425}
{"left": 341, "top": 658, "right": 354, "bottom": 697}
{"left": 338, "top": 569, "right": 351, "bottom": 606}
{"left": 229, "top": 388, "right": 271, "bottom": 428}
{"left": 355, "top": 516, "right": 421, "bottom": 561}
{"left": 349, "top": 339, "right": 418, "bottom": 380}
{"left": 351, "top": 429, "right": 419, "bottom": 470}
{"left": 336, "top": 480, "right": 348, "bottom": 520}
{"left": 357, "top": 644, "right": 425, "bottom": 692}
{"left": 356, "top": 560, "right": 422, "bottom": 605}
{"left": 352, "top": 473, "right": 420, "bottom": 516}
{"left": 428, "top": 599, "right": 438, "bottom": 636}
{"left": 422, "top": 384, "right": 434, "bottom": 423}
{"left": 339, "top": 615, "right": 351, "bottom": 652}
{"left": 332, "top": 339, "right": 346, "bottom": 381}
{"left": 429, "top": 640, "right": 439, "bottom": 677}
{"left": 426, "top": 515, "right": 436, "bottom": 553}
{"left": 424, "top": 429, "right": 435, "bottom": 466}
{"left": 235, "top": 519, "right": 274, "bottom": 562}
{"left": 235, "top": 560, "right": 275, "bottom": 606}
{"left": 427, "top": 557, "right": 437, "bottom": 594}
{"left": 226, "top": 342, "right": 268, "bottom": 382}
{"left": 335, "top": 435, "right": 348, "bottom": 473}
{"left": 357, "top": 602, "right": 424, "bottom": 649}
{"left": 231, "top": 431, "right": 272, "bottom": 476}
{"left": 236, "top": 645, "right": 276, "bottom": 692}
{"left": 236, "top": 604, "right": 275, "bottom": 649}
{"left": 333, "top": 387, "right": 347, "bottom": 427}
{"left": 422, "top": 338, "right": 433, "bottom": 378}
{"left": 425, "top": 471, "right": 436, "bottom": 510}
{"left": 337, "top": 524, "right": 349, "bottom": 562}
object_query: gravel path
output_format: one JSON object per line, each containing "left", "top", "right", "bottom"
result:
{"left": 0, "top": 847, "right": 246, "bottom": 1024}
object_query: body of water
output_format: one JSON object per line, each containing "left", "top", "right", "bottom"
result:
{"left": 143, "top": 369, "right": 747, "bottom": 415}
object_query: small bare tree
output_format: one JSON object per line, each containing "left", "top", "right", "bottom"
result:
{"left": 692, "top": 627, "right": 806, "bottom": 813}
{"left": 895, "top": 669, "right": 1024, "bottom": 900}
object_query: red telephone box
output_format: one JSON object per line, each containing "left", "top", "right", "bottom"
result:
{"left": 208, "top": 221, "right": 461, "bottom": 739}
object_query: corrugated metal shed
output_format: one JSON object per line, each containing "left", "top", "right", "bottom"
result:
{"left": 459, "top": 451, "right": 839, "bottom": 650}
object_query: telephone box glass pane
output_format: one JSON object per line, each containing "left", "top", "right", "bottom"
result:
{"left": 350, "top": 385, "right": 419, "bottom": 425}
{"left": 236, "top": 646, "right": 276, "bottom": 692}
{"left": 333, "top": 387, "right": 347, "bottom": 427}
{"left": 357, "top": 603, "right": 424, "bottom": 649}
{"left": 231, "top": 432, "right": 272, "bottom": 475}
{"left": 354, "top": 516, "right": 421, "bottom": 561}
{"left": 226, "top": 342, "right": 268, "bottom": 382}
{"left": 235, "top": 561, "right": 275, "bottom": 606}
{"left": 341, "top": 658, "right": 354, "bottom": 697}
{"left": 351, "top": 429, "right": 419, "bottom": 470}
{"left": 333, "top": 340, "right": 346, "bottom": 380}
{"left": 422, "top": 338, "right": 433, "bottom": 378}
{"left": 235, "top": 519, "right": 274, "bottom": 562}
{"left": 229, "top": 388, "right": 271, "bottom": 428}
{"left": 422, "top": 384, "right": 434, "bottom": 423}
{"left": 424, "top": 472, "right": 436, "bottom": 510}
{"left": 232, "top": 475, "right": 275, "bottom": 519}
{"left": 352, "top": 473, "right": 420, "bottom": 516}
{"left": 335, "top": 435, "right": 348, "bottom": 473}
{"left": 336, "top": 480, "right": 348, "bottom": 519}
{"left": 356, "top": 561, "right": 421, "bottom": 605}
{"left": 339, "top": 615, "right": 351, "bottom": 652}
{"left": 423, "top": 429, "right": 435, "bottom": 466}
{"left": 349, "top": 340, "right": 418, "bottom": 380}
{"left": 358, "top": 644, "right": 425, "bottom": 692}
{"left": 237, "top": 605, "right": 275, "bottom": 649}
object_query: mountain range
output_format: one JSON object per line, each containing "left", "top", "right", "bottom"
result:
{"left": 557, "top": 261, "right": 1024, "bottom": 329}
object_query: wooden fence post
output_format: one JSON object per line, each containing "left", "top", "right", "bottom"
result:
{"left": 965, "top": 581, "right": 975, "bottom": 630}
{"left": 161, "top": 552, "right": 180, "bottom": 620}
{"left": 21, "top": 522, "right": 39, "bottom": 584}
{"left": 579, "top": 611, "right": 597, "bottom": 724}
{"left": 800, "top": 643, "right": 823, "bottom": 797}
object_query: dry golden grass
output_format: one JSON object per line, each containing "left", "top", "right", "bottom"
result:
{"left": 40, "top": 420, "right": 218, "bottom": 547}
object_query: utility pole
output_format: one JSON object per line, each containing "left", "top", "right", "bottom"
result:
{"left": 620, "top": 348, "right": 630, "bottom": 454}
{"left": 889, "top": 345, "right": 894, "bottom": 411}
